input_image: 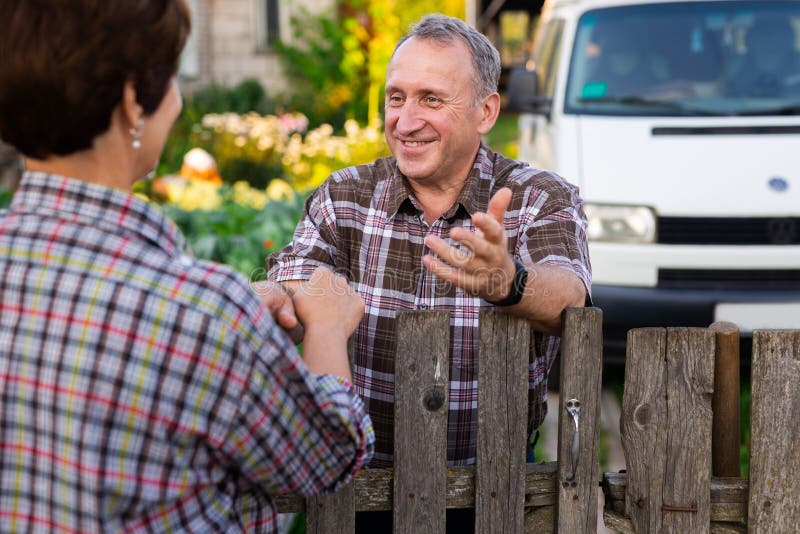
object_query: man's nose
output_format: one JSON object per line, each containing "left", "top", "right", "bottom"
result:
{"left": 394, "top": 101, "right": 425, "bottom": 135}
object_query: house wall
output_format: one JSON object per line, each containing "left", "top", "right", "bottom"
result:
{"left": 182, "top": 0, "right": 336, "bottom": 96}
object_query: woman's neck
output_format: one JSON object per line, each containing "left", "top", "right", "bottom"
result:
{"left": 24, "top": 136, "right": 136, "bottom": 191}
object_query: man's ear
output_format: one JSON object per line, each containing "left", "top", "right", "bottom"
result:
{"left": 477, "top": 92, "right": 501, "bottom": 136}
{"left": 121, "top": 80, "right": 144, "bottom": 130}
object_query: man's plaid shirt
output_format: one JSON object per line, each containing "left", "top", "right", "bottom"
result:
{"left": 268, "top": 144, "right": 591, "bottom": 467}
{"left": 0, "top": 172, "right": 374, "bottom": 533}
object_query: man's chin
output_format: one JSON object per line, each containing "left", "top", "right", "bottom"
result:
{"left": 396, "top": 162, "right": 433, "bottom": 182}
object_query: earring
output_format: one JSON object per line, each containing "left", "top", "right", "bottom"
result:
{"left": 130, "top": 120, "right": 143, "bottom": 150}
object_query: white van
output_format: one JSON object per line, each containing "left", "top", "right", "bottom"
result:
{"left": 507, "top": 0, "right": 800, "bottom": 362}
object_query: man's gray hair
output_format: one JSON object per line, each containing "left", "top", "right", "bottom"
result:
{"left": 393, "top": 14, "right": 501, "bottom": 104}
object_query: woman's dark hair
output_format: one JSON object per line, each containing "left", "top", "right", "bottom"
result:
{"left": 0, "top": 0, "right": 191, "bottom": 159}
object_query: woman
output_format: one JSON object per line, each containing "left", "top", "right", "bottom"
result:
{"left": 0, "top": 2, "right": 373, "bottom": 532}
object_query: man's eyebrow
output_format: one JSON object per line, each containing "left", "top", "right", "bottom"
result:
{"left": 385, "top": 84, "right": 446, "bottom": 96}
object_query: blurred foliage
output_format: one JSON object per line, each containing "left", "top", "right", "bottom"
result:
{"left": 140, "top": 179, "right": 305, "bottom": 279}
{"left": 279, "top": 119, "right": 389, "bottom": 191}
{"left": 274, "top": 9, "right": 361, "bottom": 129}
{"left": 193, "top": 112, "right": 388, "bottom": 192}
{"left": 274, "top": 0, "right": 466, "bottom": 128}
{"left": 0, "top": 186, "right": 11, "bottom": 209}
{"left": 193, "top": 112, "right": 309, "bottom": 189}
{"left": 483, "top": 113, "right": 519, "bottom": 160}
{"left": 158, "top": 79, "right": 277, "bottom": 180}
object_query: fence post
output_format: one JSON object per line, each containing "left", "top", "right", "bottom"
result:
{"left": 306, "top": 336, "right": 360, "bottom": 533}
{"left": 747, "top": 330, "right": 800, "bottom": 533}
{"left": 622, "top": 328, "right": 715, "bottom": 533}
{"left": 393, "top": 311, "right": 451, "bottom": 534}
{"left": 709, "top": 322, "right": 741, "bottom": 478}
{"left": 476, "top": 310, "right": 530, "bottom": 534}
{"left": 557, "top": 307, "right": 603, "bottom": 533}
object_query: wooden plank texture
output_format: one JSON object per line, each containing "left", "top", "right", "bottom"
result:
{"left": 277, "top": 453, "right": 563, "bottom": 515}
{"left": 557, "top": 307, "right": 603, "bottom": 534}
{"left": 748, "top": 330, "right": 800, "bottom": 533}
{"left": 603, "top": 472, "right": 748, "bottom": 523}
{"left": 622, "top": 328, "right": 667, "bottom": 532}
{"left": 661, "top": 328, "right": 715, "bottom": 533}
{"left": 476, "top": 310, "right": 529, "bottom": 534}
{"left": 622, "top": 328, "right": 715, "bottom": 533}
{"left": 393, "top": 311, "right": 450, "bottom": 534}
{"left": 709, "top": 322, "right": 741, "bottom": 477}
{"left": 603, "top": 510, "right": 746, "bottom": 534}
{"left": 306, "top": 484, "right": 355, "bottom": 534}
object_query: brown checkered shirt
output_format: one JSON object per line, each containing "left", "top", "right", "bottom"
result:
{"left": 268, "top": 144, "right": 591, "bottom": 466}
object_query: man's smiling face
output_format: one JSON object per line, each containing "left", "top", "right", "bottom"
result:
{"left": 384, "top": 36, "right": 487, "bottom": 189}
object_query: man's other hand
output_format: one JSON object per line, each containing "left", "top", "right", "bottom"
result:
{"left": 251, "top": 280, "right": 304, "bottom": 344}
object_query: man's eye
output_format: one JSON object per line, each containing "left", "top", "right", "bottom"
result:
{"left": 426, "top": 96, "right": 441, "bottom": 105}
{"left": 388, "top": 95, "right": 404, "bottom": 105}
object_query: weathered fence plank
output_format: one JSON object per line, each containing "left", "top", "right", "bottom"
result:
{"left": 306, "top": 485, "right": 355, "bottom": 534}
{"left": 748, "top": 330, "right": 800, "bottom": 533}
{"left": 709, "top": 322, "right": 741, "bottom": 478}
{"left": 476, "top": 310, "right": 529, "bottom": 534}
{"left": 622, "top": 328, "right": 715, "bottom": 533}
{"left": 662, "top": 328, "right": 715, "bottom": 533}
{"left": 393, "top": 311, "right": 450, "bottom": 534}
{"left": 557, "top": 307, "right": 603, "bottom": 534}
{"left": 622, "top": 328, "right": 667, "bottom": 532}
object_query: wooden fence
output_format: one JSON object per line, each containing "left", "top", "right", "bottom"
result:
{"left": 275, "top": 307, "right": 604, "bottom": 533}
{"left": 602, "top": 326, "right": 800, "bottom": 533}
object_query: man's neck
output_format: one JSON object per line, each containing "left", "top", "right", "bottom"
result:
{"left": 400, "top": 175, "right": 460, "bottom": 224}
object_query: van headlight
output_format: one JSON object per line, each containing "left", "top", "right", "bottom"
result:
{"left": 584, "top": 203, "right": 656, "bottom": 243}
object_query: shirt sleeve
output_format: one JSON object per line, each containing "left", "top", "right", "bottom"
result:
{"left": 514, "top": 172, "right": 592, "bottom": 299}
{"left": 267, "top": 181, "right": 338, "bottom": 283}
{"left": 222, "top": 311, "right": 374, "bottom": 497}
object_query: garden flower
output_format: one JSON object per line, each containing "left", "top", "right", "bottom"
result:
{"left": 266, "top": 179, "right": 295, "bottom": 202}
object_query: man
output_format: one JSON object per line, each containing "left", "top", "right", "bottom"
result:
{"left": 267, "top": 12, "right": 590, "bottom": 530}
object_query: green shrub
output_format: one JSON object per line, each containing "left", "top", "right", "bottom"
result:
{"left": 161, "top": 186, "right": 305, "bottom": 279}
{"left": 274, "top": 8, "right": 368, "bottom": 129}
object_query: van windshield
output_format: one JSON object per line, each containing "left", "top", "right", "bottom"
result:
{"left": 564, "top": 2, "right": 800, "bottom": 116}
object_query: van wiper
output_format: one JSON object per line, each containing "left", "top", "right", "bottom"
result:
{"left": 578, "top": 95, "right": 724, "bottom": 115}
{"left": 733, "top": 103, "right": 800, "bottom": 116}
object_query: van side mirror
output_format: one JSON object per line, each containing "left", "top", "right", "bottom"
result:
{"left": 506, "top": 67, "right": 552, "bottom": 115}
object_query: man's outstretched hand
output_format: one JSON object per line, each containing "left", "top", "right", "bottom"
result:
{"left": 422, "top": 187, "right": 518, "bottom": 302}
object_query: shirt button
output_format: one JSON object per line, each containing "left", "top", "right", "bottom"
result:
{"left": 419, "top": 304, "right": 429, "bottom": 310}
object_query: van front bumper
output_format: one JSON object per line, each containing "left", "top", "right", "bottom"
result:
{"left": 592, "top": 284, "right": 800, "bottom": 364}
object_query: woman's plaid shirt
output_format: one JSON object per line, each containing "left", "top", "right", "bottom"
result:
{"left": 0, "top": 173, "right": 374, "bottom": 533}
{"left": 268, "top": 144, "right": 592, "bottom": 467}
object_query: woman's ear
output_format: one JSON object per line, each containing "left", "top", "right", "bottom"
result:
{"left": 121, "top": 80, "right": 144, "bottom": 130}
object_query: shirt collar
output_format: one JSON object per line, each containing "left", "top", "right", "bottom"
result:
{"left": 11, "top": 172, "right": 190, "bottom": 257}
{"left": 385, "top": 142, "right": 495, "bottom": 220}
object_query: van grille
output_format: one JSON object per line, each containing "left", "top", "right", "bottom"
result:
{"left": 658, "top": 217, "right": 800, "bottom": 245}
{"left": 658, "top": 269, "right": 800, "bottom": 290}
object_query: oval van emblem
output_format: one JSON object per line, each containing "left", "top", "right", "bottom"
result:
{"left": 768, "top": 176, "right": 789, "bottom": 192}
